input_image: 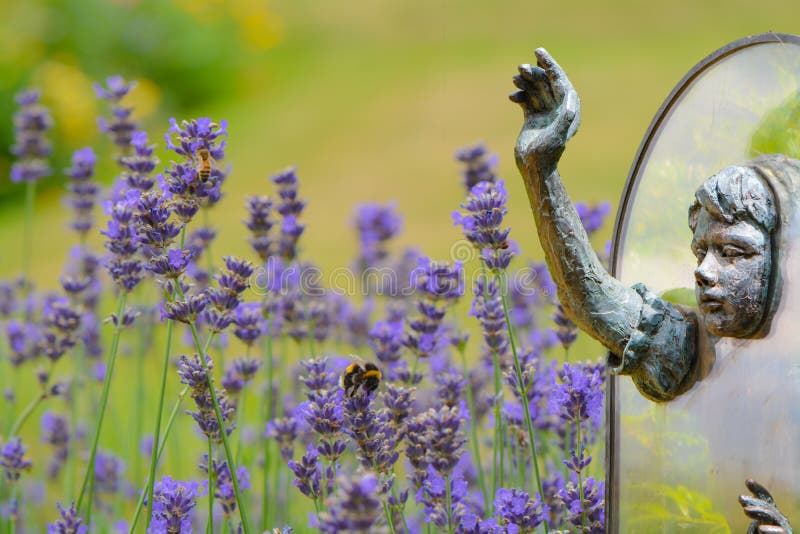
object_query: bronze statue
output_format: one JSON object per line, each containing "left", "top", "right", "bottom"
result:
{"left": 509, "top": 48, "right": 800, "bottom": 403}
{"left": 510, "top": 47, "right": 800, "bottom": 532}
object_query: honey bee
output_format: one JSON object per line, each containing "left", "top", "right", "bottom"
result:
{"left": 341, "top": 359, "right": 382, "bottom": 397}
{"left": 195, "top": 146, "right": 214, "bottom": 182}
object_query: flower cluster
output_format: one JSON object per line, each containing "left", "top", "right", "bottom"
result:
{"left": 455, "top": 143, "right": 498, "bottom": 192}
{"left": 178, "top": 354, "right": 236, "bottom": 442}
{"left": 64, "top": 147, "right": 99, "bottom": 236}
{"left": 271, "top": 167, "right": 306, "bottom": 261}
{"left": 163, "top": 118, "right": 228, "bottom": 222}
{"left": 404, "top": 257, "right": 464, "bottom": 359}
{"left": 94, "top": 76, "right": 138, "bottom": 152}
{"left": 454, "top": 180, "right": 514, "bottom": 271}
{"left": 148, "top": 476, "right": 200, "bottom": 533}
{"left": 10, "top": 89, "right": 52, "bottom": 183}
{"left": 353, "top": 202, "right": 402, "bottom": 271}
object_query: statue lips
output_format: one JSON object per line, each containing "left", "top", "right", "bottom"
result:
{"left": 698, "top": 291, "right": 725, "bottom": 313}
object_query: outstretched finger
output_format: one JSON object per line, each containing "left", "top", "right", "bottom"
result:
{"left": 535, "top": 47, "right": 569, "bottom": 100}
{"left": 508, "top": 90, "right": 535, "bottom": 114}
{"left": 746, "top": 479, "right": 775, "bottom": 503}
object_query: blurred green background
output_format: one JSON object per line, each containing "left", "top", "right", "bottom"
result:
{"left": 1, "top": 0, "right": 798, "bottom": 289}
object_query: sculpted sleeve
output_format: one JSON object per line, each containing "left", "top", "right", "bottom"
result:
{"left": 607, "top": 283, "right": 697, "bottom": 402}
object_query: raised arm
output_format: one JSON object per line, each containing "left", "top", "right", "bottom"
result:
{"left": 509, "top": 48, "right": 642, "bottom": 355}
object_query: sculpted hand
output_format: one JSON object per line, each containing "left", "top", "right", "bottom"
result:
{"left": 510, "top": 48, "right": 581, "bottom": 176}
{"left": 739, "top": 479, "right": 793, "bottom": 534}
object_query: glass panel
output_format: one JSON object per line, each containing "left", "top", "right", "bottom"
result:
{"left": 614, "top": 38, "right": 800, "bottom": 533}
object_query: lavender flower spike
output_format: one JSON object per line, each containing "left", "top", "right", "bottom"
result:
{"left": 148, "top": 475, "right": 201, "bottom": 534}
{"left": 47, "top": 502, "right": 88, "bottom": 534}
{"left": 11, "top": 88, "right": 53, "bottom": 183}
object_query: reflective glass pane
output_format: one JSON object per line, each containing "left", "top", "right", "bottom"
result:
{"left": 613, "top": 37, "right": 800, "bottom": 533}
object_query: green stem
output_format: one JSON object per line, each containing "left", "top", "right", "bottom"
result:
{"left": 143, "top": 303, "right": 176, "bottom": 531}
{"left": 128, "top": 385, "right": 190, "bottom": 531}
{"left": 134, "top": 324, "right": 145, "bottom": 488}
{"left": 8, "top": 392, "right": 45, "bottom": 437}
{"left": 235, "top": 388, "right": 247, "bottom": 465}
{"left": 22, "top": 181, "right": 36, "bottom": 289}
{"left": 497, "top": 274, "right": 549, "bottom": 533}
{"left": 182, "top": 304, "right": 251, "bottom": 533}
{"left": 445, "top": 474, "right": 454, "bottom": 534}
{"left": 458, "top": 346, "right": 490, "bottom": 513}
{"left": 76, "top": 290, "right": 128, "bottom": 524}
{"left": 382, "top": 500, "right": 396, "bottom": 534}
{"left": 143, "top": 229, "right": 187, "bottom": 531}
{"left": 576, "top": 420, "right": 586, "bottom": 530}
{"left": 208, "top": 438, "right": 215, "bottom": 534}
{"left": 261, "top": 331, "right": 274, "bottom": 532}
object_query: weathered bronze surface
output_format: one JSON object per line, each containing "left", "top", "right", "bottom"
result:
{"left": 510, "top": 48, "right": 800, "bottom": 402}
{"left": 510, "top": 39, "right": 800, "bottom": 533}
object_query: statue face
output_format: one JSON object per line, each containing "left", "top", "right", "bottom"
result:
{"left": 691, "top": 209, "right": 772, "bottom": 337}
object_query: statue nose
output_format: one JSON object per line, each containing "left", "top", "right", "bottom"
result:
{"left": 695, "top": 253, "right": 719, "bottom": 287}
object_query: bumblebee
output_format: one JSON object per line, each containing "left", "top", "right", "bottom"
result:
{"left": 341, "top": 360, "right": 382, "bottom": 397}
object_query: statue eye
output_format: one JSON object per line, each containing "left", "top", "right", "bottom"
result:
{"left": 721, "top": 245, "right": 746, "bottom": 258}
{"left": 693, "top": 248, "right": 706, "bottom": 262}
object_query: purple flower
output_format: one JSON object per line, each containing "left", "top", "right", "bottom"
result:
{"left": 222, "top": 358, "right": 261, "bottom": 394}
{"left": 265, "top": 416, "right": 298, "bottom": 461}
{"left": 95, "top": 76, "right": 137, "bottom": 151}
{"left": 342, "top": 392, "right": 399, "bottom": 475}
{"left": 41, "top": 412, "right": 70, "bottom": 480}
{"left": 353, "top": 202, "right": 402, "bottom": 269}
{"left": 454, "top": 180, "right": 514, "bottom": 271}
{"left": 202, "top": 456, "right": 250, "bottom": 515}
{"left": 94, "top": 76, "right": 136, "bottom": 101}
{"left": 232, "top": 302, "right": 266, "bottom": 345}
{"left": 470, "top": 274, "right": 509, "bottom": 359}
{"left": 162, "top": 117, "right": 228, "bottom": 222}
{"left": 146, "top": 248, "right": 197, "bottom": 278}
{"left": 121, "top": 131, "right": 159, "bottom": 191}
{"left": 101, "top": 196, "right": 143, "bottom": 292}
{"left": 381, "top": 384, "right": 415, "bottom": 438}
{"left": 162, "top": 294, "right": 208, "bottom": 324}
{"left": 418, "top": 405, "right": 467, "bottom": 476}
{"left": 288, "top": 443, "right": 324, "bottom": 500}
{"left": 415, "top": 465, "right": 470, "bottom": 528}
{"left": 0, "top": 438, "right": 32, "bottom": 482}
{"left": 244, "top": 195, "right": 274, "bottom": 261}
{"left": 455, "top": 143, "right": 498, "bottom": 192}
{"left": 552, "top": 304, "right": 578, "bottom": 349}
{"left": 177, "top": 354, "right": 213, "bottom": 391}
{"left": 134, "top": 190, "right": 181, "bottom": 251}
{"left": 575, "top": 201, "right": 611, "bottom": 236}
{"left": 558, "top": 476, "right": 605, "bottom": 533}
{"left": 436, "top": 367, "right": 467, "bottom": 409}
{"left": 6, "top": 319, "right": 40, "bottom": 365}
{"left": 94, "top": 450, "right": 124, "bottom": 496}
{"left": 317, "top": 473, "right": 383, "bottom": 533}
{"left": 551, "top": 363, "right": 604, "bottom": 424}
{"left": 563, "top": 444, "right": 592, "bottom": 474}
{"left": 494, "top": 488, "right": 547, "bottom": 532}
{"left": 404, "top": 258, "right": 464, "bottom": 359}
{"left": 10, "top": 88, "right": 52, "bottom": 183}
{"left": 368, "top": 320, "right": 404, "bottom": 368}
{"left": 271, "top": 166, "right": 306, "bottom": 261}
{"left": 47, "top": 502, "right": 88, "bottom": 534}
{"left": 148, "top": 475, "right": 200, "bottom": 534}
{"left": 300, "top": 357, "right": 338, "bottom": 392}
{"left": 64, "top": 147, "right": 99, "bottom": 235}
